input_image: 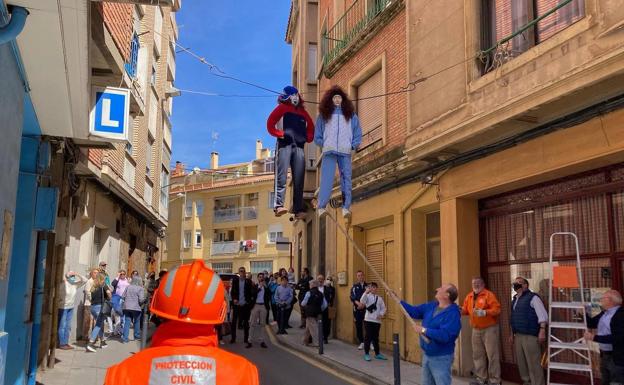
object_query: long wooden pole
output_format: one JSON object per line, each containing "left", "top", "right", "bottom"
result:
{"left": 325, "top": 209, "right": 430, "bottom": 343}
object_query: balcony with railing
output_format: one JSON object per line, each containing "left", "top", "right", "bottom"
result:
{"left": 210, "top": 241, "right": 240, "bottom": 255}
{"left": 213, "top": 206, "right": 257, "bottom": 223}
{"left": 213, "top": 208, "right": 241, "bottom": 223}
{"left": 210, "top": 240, "right": 257, "bottom": 256}
{"left": 242, "top": 206, "right": 257, "bottom": 220}
{"left": 321, "top": 0, "right": 401, "bottom": 75}
{"left": 124, "top": 33, "right": 140, "bottom": 79}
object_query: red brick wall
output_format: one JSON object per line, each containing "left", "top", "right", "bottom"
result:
{"left": 97, "top": 3, "right": 133, "bottom": 61}
{"left": 88, "top": 149, "right": 103, "bottom": 169}
{"left": 318, "top": 6, "right": 408, "bottom": 166}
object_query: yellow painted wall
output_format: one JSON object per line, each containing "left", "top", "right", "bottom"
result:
{"left": 332, "top": 180, "right": 439, "bottom": 363}
{"left": 163, "top": 178, "right": 293, "bottom": 272}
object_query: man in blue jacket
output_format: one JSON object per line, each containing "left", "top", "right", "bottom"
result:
{"left": 396, "top": 284, "right": 462, "bottom": 385}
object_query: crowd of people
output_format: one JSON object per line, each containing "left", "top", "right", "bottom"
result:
{"left": 223, "top": 266, "right": 336, "bottom": 349}
{"left": 56, "top": 261, "right": 166, "bottom": 352}
{"left": 57, "top": 261, "right": 624, "bottom": 385}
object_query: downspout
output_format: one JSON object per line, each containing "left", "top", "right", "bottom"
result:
{"left": 27, "top": 236, "right": 48, "bottom": 385}
{"left": 0, "top": 6, "right": 29, "bottom": 45}
{"left": 398, "top": 170, "right": 446, "bottom": 359}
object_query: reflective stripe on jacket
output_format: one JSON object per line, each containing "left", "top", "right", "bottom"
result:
{"left": 105, "top": 321, "right": 259, "bottom": 385}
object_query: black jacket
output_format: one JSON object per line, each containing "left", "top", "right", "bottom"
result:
{"left": 305, "top": 288, "right": 324, "bottom": 318}
{"left": 323, "top": 285, "right": 336, "bottom": 307}
{"left": 251, "top": 283, "right": 272, "bottom": 311}
{"left": 588, "top": 306, "right": 624, "bottom": 365}
{"left": 230, "top": 275, "right": 253, "bottom": 306}
{"left": 296, "top": 276, "right": 313, "bottom": 302}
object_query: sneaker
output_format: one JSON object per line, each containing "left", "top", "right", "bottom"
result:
{"left": 274, "top": 207, "right": 288, "bottom": 217}
{"left": 260, "top": 342, "right": 268, "bottom": 348}
{"left": 100, "top": 341, "right": 108, "bottom": 349}
{"left": 317, "top": 208, "right": 327, "bottom": 218}
{"left": 59, "top": 344, "right": 74, "bottom": 350}
{"left": 342, "top": 208, "right": 351, "bottom": 220}
{"left": 219, "top": 340, "right": 225, "bottom": 346}
{"left": 245, "top": 342, "right": 252, "bottom": 349}
{"left": 364, "top": 354, "right": 371, "bottom": 361}
{"left": 86, "top": 343, "right": 97, "bottom": 353}
{"left": 375, "top": 354, "right": 387, "bottom": 360}
{"left": 358, "top": 342, "right": 364, "bottom": 350}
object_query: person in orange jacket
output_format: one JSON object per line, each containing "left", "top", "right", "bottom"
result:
{"left": 105, "top": 260, "right": 259, "bottom": 385}
{"left": 461, "top": 277, "right": 502, "bottom": 385}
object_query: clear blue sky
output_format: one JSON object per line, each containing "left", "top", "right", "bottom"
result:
{"left": 171, "top": 2, "right": 292, "bottom": 169}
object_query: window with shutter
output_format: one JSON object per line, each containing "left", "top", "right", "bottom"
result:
{"left": 356, "top": 69, "right": 383, "bottom": 150}
{"left": 484, "top": 0, "right": 584, "bottom": 73}
{"left": 365, "top": 242, "right": 385, "bottom": 296}
{"left": 536, "top": 0, "right": 585, "bottom": 42}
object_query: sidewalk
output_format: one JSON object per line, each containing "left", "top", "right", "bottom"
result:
{"left": 268, "top": 311, "right": 510, "bottom": 385}
{"left": 36, "top": 339, "right": 139, "bottom": 385}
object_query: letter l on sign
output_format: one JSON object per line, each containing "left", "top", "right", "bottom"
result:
{"left": 101, "top": 98, "right": 120, "bottom": 128}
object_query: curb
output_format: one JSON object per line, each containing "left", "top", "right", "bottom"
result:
{"left": 266, "top": 326, "right": 389, "bottom": 385}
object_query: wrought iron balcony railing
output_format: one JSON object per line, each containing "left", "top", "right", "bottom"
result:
{"left": 124, "top": 33, "right": 139, "bottom": 78}
{"left": 322, "top": 0, "right": 393, "bottom": 67}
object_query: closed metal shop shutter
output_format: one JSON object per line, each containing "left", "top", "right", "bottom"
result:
{"left": 357, "top": 69, "right": 383, "bottom": 149}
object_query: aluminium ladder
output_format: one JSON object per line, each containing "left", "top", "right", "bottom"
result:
{"left": 547, "top": 232, "right": 594, "bottom": 385}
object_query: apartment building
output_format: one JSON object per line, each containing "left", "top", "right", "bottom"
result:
{"left": 0, "top": 0, "right": 179, "bottom": 383}
{"left": 285, "top": 0, "right": 322, "bottom": 277}
{"left": 75, "top": 2, "right": 179, "bottom": 275}
{"left": 292, "top": 0, "right": 624, "bottom": 382}
{"left": 38, "top": 0, "right": 179, "bottom": 374}
{"left": 164, "top": 141, "right": 293, "bottom": 275}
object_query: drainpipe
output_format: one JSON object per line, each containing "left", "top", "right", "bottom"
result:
{"left": 0, "top": 6, "right": 29, "bottom": 46}
{"left": 27, "top": 236, "right": 48, "bottom": 385}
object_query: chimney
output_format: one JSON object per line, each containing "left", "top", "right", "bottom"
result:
{"left": 255, "top": 140, "right": 262, "bottom": 160}
{"left": 210, "top": 152, "right": 219, "bottom": 169}
{"left": 174, "top": 161, "right": 185, "bottom": 177}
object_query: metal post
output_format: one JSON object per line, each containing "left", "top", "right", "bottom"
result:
{"left": 318, "top": 318, "right": 324, "bottom": 355}
{"left": 140, "top": 299, "right": 149, "bottom": 349}
{"left": 393, "top": 333, "right": 401, "bottom": 385}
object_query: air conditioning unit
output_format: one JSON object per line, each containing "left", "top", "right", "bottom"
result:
{"left": 91, "top": 0, "right": 181, "bottom": 11}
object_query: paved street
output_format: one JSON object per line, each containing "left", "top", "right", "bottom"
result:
{"left": 223, "top": 337, "right": 356, "bottom": 385}
{"left": 36, "top": 332, "right": 356, "bottom": 385}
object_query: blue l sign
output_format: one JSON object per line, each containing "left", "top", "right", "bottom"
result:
{"left": 89, "top": 87, "right": 130, "bottom": 141}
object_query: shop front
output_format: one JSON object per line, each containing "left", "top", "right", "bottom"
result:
{"left": 479, "top": 164, "right": 624, "bottom": 383}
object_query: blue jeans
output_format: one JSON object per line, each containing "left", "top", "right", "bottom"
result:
{"left": 89, "top": 304, "right": 105, "bottom": 342}
{"left": 57, "top": 308, "right": 74, "bottom": 346}
{"left": 122, "top": 309, "right": 142, "bottom": 342}
{"left": 422, "top": 354, "right": 453, "bottom": 385}
{"left": 318, "top": 153, "right": 352, "bottom": 210}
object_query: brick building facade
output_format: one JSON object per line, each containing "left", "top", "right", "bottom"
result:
{"left": 37, "top": 1, "right": 181, "bottom": 370}
{"left": 287, "top": 0, "right": 624, "bottom": 382}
